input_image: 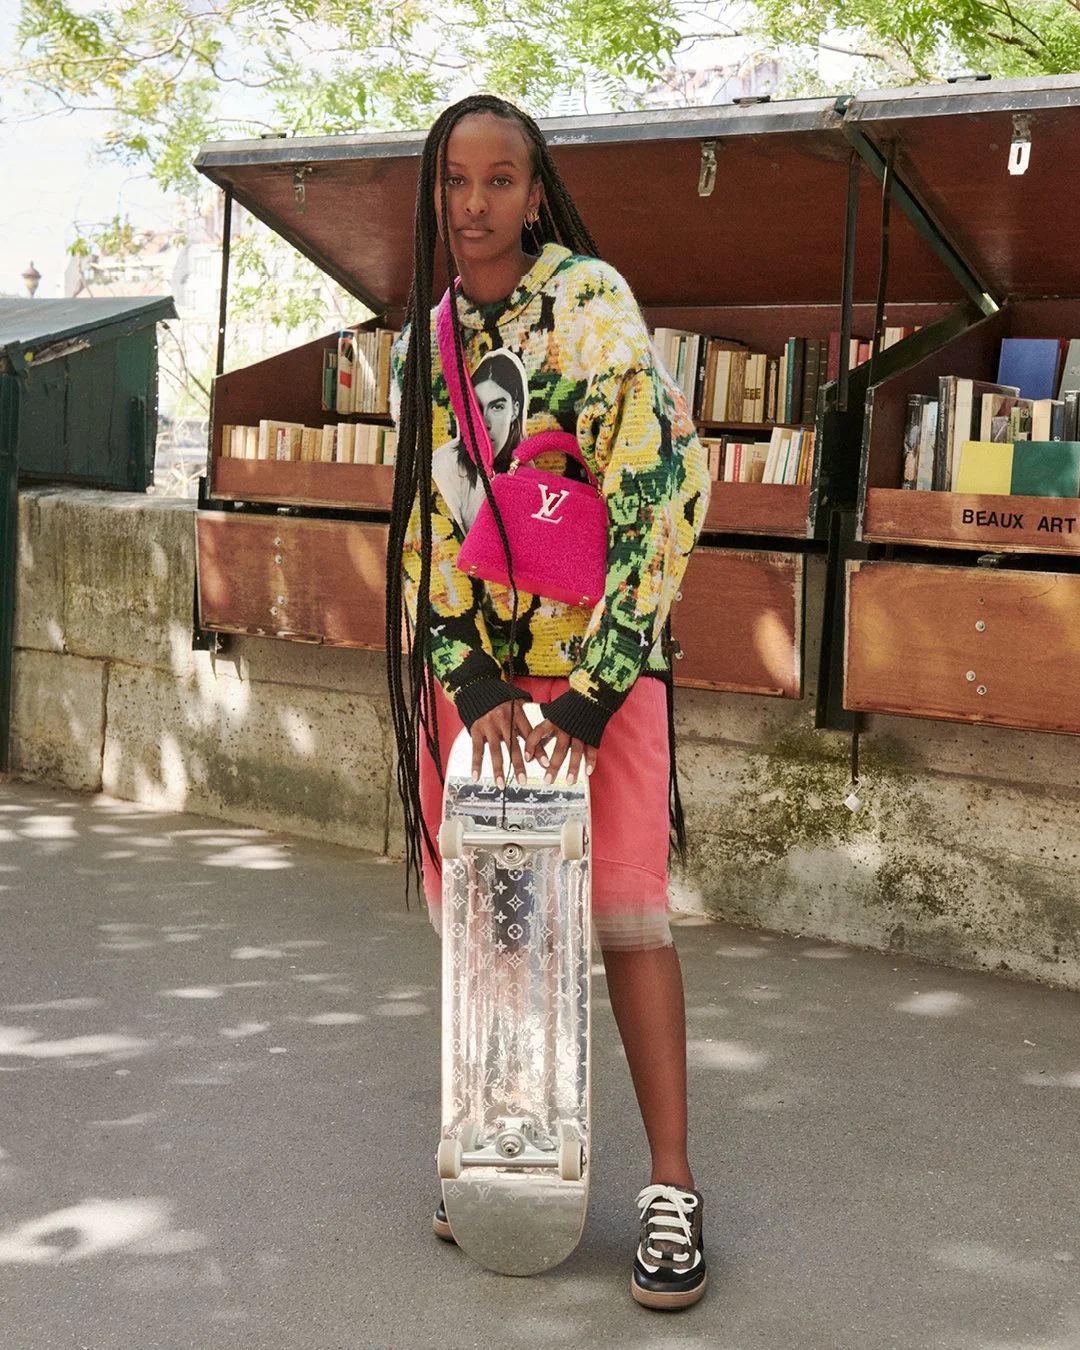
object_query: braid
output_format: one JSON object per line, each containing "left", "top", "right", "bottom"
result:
{"left": 385, "top": 94, "right": 601, "bottom": 900}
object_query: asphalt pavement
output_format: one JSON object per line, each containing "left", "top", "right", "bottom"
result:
{"left": 2, "top": 775, "right": 1079, "bottom": 1350}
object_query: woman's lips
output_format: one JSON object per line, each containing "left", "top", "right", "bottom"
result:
{"left": 457, "top": 226, "right": 492, "bottom": 239}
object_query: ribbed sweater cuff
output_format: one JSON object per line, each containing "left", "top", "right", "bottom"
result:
{"left": 454, "top": 678, "right": 532, "bottom": 730}
{"left": 541, "top": 689, "right": 625, "bottom": 749}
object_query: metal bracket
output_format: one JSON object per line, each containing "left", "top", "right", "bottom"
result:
{"left": 1009, "top": 114, "right": 1032, "bottom": 175}
{"left": 839, "top": 120, "right": 1000, "bottom": 316}
{"left": 698, "top": 140, "right": 717, "bottom": 198}
{"left": 734, "top": 94, "right": 771, "bottom": 106}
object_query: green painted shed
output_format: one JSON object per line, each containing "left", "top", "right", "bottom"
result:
{"left": 0, "top": 294, "right": 178, "bottom": 770}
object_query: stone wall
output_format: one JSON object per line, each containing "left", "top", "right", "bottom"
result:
{"left": 12, "top": 487, "right": 1080, "bottom": 989}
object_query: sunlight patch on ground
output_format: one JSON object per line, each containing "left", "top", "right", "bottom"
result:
{"left": 0, "top": 1027, "right": 153, "bottom": 1060}
{"left": 0, "top": 1198, "right": 187, "bottom": 1265}
{"left": 894, "top": 990, "right": 970, "bottom": 1016}
{"left": 686, "top": 1038, "right": 767, "bottom": 1071}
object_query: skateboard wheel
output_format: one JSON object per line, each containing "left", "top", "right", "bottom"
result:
{"left": 439, "top": 819, "right": 465, "bottom": 860}
{"left": 437, "top": 1137, "right": 463, "bottom": 1180}
{"left": 560, "top": 820, "right": 585, "bottom": 862}
{"left": 558, "top": 1123, "right": 583, "bottom": 1181}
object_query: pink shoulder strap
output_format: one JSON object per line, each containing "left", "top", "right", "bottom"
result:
{"left": 435, "top": 289, "right": 493, "bottom": 474}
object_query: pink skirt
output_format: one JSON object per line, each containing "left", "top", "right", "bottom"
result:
{"left": 419, "top": 676, "right": 673, "bottom": 952}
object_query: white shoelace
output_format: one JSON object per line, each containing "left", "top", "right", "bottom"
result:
{"left": 636, "top": 1184, "right": 700, "bottom": 1269}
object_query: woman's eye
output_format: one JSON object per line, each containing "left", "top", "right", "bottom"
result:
{"left": 492, "top": 176, "right": 512, "bottom": 187}
{"left": 446, "top": 175, "right": 465, "bottom": 187}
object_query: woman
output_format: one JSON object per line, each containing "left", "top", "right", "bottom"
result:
{"left": 386, "top": 93, "right": 711, "bottom": 1310}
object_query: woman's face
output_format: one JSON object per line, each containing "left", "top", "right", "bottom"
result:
{"left": 474, "top": 376, "right": 519, "bottom": 455}
{"left": 436, "top": 113, "right": 542, "bottom": 262}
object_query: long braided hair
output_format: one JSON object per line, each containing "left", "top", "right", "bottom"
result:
{"left": 385, "top": 94, "right": 600, "bottom": 897}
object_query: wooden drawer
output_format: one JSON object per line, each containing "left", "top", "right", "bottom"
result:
{"left": 196, "top": 512, "right": 388, "bottom": 647}
{"left": 196, "top": 516, "right": 803, "bottom": 699}
{"left": 845, "top": 560, "right": 1080, "bottom": 732}
{"left": 672, "top": 548, "right": 803, "bottom": 697}
{"left": 703, "top": 482, "right": 810, "bottom": 537}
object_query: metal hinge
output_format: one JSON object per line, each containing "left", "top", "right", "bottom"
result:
{"left": 698, "top": 140, "right": 717, "bottom": 198}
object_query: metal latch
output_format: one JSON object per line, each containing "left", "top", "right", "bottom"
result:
{"left": 294, "top": 165, "right": 314, "bottom": 211}
{"left": 1009, "top": 114, "right": 1031, "bottom": 175}
{"left": 734, "top": 94, "right": 771, "bottom": 106}
{"left": 698, "top": 140, "right": 717, "bottom": 198}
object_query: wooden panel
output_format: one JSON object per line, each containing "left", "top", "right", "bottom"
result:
{"left": 845, "top": 560, "right": 1080, "bottom": 733}
{"left": 864, "top": 488, "right": 1080, "bottom": 554}
{"left": 196, "top": 512, "right": 388, "bottom": 647}
{"left": 672, "top": 548, "right": 802, "bottom": 697}
{"left": 703, "top": 483, "right": 810, "bottom": 537}
{"left": 212, "top": 458, "right": 395, "bottom": 511}
{"left": 201, "top": 114, "right": 964, "bottom": 311}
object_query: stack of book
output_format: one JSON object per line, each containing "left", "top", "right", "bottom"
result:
{"left": 220, "top": 420, "right": 398, "bottom": 466}
{"left": 900, "top": 336, "right": 1080, "bottom": 493}
{"left": 324, "top": 326, "right": 400, "bottom": 415}
{"left": 701, "top": 426, "right": 815, "bottom": 485}
{"left": 653, "top": 326, "right": 916, "bottom": 428}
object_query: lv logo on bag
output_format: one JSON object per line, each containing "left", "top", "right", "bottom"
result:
{"left": 532, "top": 483, "right": 570, "bottom": 524}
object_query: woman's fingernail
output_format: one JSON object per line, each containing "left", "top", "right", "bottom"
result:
{"left": 524, "top": 751, "right": 533, "bottom": 762}
{"left": 544, "top": 771, "right": 554, "bottom": 785}
{"left": 517, "top": 772, "right": 527, "bottom": 785}
{"left": 567, "top": 772, "right": 576, "bottom": 785}
{"left": 586, "top": 763, "right": 595, "bottom": 776}
{"left": 472, "top": 770, "right": 480, "bottom": 781}
{"left": 496, "top": 775, "right": 504, "bottom": 789}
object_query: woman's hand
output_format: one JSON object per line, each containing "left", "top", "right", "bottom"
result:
{"left": 469, "top": 702, "right": 535, "bottom": 788}
{"left": 469, "top": 704, "right": 598, "bottom": 787}
{"left": 524, "top": 719, "right": 597, "bottom": 787}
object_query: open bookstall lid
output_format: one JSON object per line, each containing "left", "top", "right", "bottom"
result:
{"left": 848, "top": 74, "right": 1080, "bottom": 304}
{"left": 195, "top": 99, "right": 969, "bottom": 314}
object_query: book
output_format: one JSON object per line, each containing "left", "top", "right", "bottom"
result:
{"left": 711, "top": 350, "right": 733, "bottom": 421}
{"left": 948, "top": 379, "right": 1020, "bottom": 490}
{"left": 997, "top": 338, "right": 1063, "bottom": 401}
{"left": 336, "top": 330, "right": 356, "bottom": 415}
{"left": 800, "top": 338, "right": 824, "bottom": 425}
{"left": 219, "top": 424, "right": 232, "bottom": 458}
{"left": 933, "top": 377, "right": 955, "bottom": 491}
{"left": 784, "top": 339, "right": 805, "bottom": 425}
{"left": 728, "top": 353, "right": 747, "bottom": 425}
{"left": 1065, "top": 392, "right": 1080, "bottom": 441}
{"left": 1058, "top": 338, "right": 1080, "bottom": 398}
{"left": 902, "top": 394, "right": 931, "bottom": 488}
{"left": 915, "top": 401, "right": 938, "bottom": 492}
{"left": 322, "top": 349, "right": 338, "bottom": 412}
{"left": 1010, "top": 441, "right": 1080, "bottom": 497}
{"left": 954, "top": 440, "right": 1014, "bottom": 495}
{"left": 1031, "top": 398, "right": 1063, "bottom": 442}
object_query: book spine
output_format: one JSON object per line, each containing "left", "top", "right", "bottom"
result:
{"left": 826, "top": 331, "right": 840, "bottom": 385}
{"left": 800, "top": 338, "right": 822, "bottom": 426}
{"left": 789, "top": 338, "right": 806, "bottom": 425}
{"left": 933, "top": 377, "right": 953, "bottom": 492}
{"left": 692, "top": 336, "right": 710, "bottom": 421}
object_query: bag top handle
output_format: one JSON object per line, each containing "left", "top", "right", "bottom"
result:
{"left": 510, "top": 430, "right": 601, "bottom": 489}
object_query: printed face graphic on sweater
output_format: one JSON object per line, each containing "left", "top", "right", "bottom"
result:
{"left": 432, "top": 346, "right": 528, "bottom": 533}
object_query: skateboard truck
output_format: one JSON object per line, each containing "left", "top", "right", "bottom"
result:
{"left": 438, "top": 1119, "right": 584, "bottom": 1182}
{"left": 439, "top": 818, "right": 585, "bottom": 862}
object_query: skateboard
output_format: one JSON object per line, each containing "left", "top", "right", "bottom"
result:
{"left": 436, "top": 703, "right": 591, "bottom": 1276}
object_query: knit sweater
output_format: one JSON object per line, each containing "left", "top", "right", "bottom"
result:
{"left": 390, "top": 243, "right": 710, "bottom": 747}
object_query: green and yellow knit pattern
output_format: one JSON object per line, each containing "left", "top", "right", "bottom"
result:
{"left": 391, "top": 243, "right": 710, "bottom": 745}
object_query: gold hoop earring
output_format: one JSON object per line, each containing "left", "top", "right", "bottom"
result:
{"left": 525, "top": 211, "right": 538, "bottom": 227}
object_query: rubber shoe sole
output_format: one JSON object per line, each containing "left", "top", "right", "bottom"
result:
{"left": 433, "top": 1201, "right": 455, "bottom": 1243}
{"left": 631, "top": 1269, "right": 707, "bottom": 1309}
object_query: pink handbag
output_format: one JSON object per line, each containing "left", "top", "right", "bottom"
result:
{"left": 436, "top": 290, "right": 608, "bottom": 608}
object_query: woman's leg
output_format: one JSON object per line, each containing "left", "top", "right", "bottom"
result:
{"left": 602, "top": 942, "right": 694, "bottom": 1190}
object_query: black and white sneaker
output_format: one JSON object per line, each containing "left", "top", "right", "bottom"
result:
{"left": 631, "top": 1183, "right": 707, "bottom": 1309}
{"left": 433, "top": 1197, "right": 455, "bottom": 1243}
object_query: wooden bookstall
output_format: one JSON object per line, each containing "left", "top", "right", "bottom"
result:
{"left": 193, "top": 98, "right": 964, "bottom": 698}
{"left": 842, "top": 77, "right": 1080, "bottom": 732}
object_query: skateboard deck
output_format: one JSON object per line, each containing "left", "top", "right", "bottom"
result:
{"left": 437, "top": 704, "right": 591, "bottom": 1276}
